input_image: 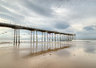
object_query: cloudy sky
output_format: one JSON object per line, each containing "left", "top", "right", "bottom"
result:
{"left": 0, "top": 0, "right": 96, "bottom": 40}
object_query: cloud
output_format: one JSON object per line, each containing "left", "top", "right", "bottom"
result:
{"left": 19, "top": 0, "right": 54, "bottom": 17}
{"left": 54, "top": 21, "right": 70, "bottom": 29}
{"left": 84, "top": 25, "right": 95, "bottom": 31}
{"left": 0, "top": 0, "right": 96, "bottom": 40}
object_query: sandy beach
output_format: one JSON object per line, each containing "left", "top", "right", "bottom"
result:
{"left": 0, "top": 40, "right": 96, "bottom": 68}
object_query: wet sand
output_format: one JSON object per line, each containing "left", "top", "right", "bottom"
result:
{"left": 0, "top": 40, "right": 96, "bottom": 68}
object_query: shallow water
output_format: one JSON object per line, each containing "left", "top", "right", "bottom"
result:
{"left": 0, "top": 40, "right": 96, "bottom": 68}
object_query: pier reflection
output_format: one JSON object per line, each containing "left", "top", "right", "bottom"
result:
{"left": 13, "top": 41, "right": 71, "bottom": 58}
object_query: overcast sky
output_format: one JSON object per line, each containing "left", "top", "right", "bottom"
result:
{"left": 0, "top": 0, "right": 96, "bottom": 40}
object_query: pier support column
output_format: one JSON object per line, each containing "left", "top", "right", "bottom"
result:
{"left": 14, "top": 29, "right": 20, "bottom": 46}
{"left": 63, "top": 35, "right": 65, "bottom": 45}
{"left": 18, "top": 29, "right": 20, "bottom": 46}
{"left": 47, "top": 32, "right": 48, "bottom": 49}
{"left": 55, "top": 33, "right": 56, "bottom": 48}
{"left": 42, "top": 32, "right": 44, "bottom": 50}
{"left": 51, "top": 33, "right": 52, "bottom": 49}
{"left": 14, "top": 29, "right": 16, "bottom": 45}
{"left": 44, "top": 32, "right": 46, "bottom": 50}
{"left": 60, "top": 34, "right": 61, "bottom": 48}
{"left": 30, "top": 31, "right": 33, "bottom": 53}
{"left": 57, "top": 34, "right": 58, "bottom": 48}
{"left": 33, "top": 31, "right": 35, "bottom": 53}
{"left": 16, "top": 29, "right": 18, "bottom": 46}
{"left": 36, "top": 31, "right": 38, "bottom": 48}
{"left": 52, "top": 33, "right": 54, "bottom": 49}
{"left": 30, "top": 31, "right": 32, "bottom": 47}
{"left": 71, "top": 35, "right": 72, "bottom": 41}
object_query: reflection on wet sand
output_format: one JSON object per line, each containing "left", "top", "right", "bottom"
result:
{"left": 13, "top": 41, "right": 71, "bottom": 58}
{"left": 0, "top": 40, "right": 96, "bottom": 68}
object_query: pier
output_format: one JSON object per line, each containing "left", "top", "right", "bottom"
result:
{"left": 0, "top": 22, "right": 75, "bottom": 47}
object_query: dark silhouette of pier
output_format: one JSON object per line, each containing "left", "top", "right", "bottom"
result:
{"left": 0, "top": 22, "right": 75, "bottom": 46}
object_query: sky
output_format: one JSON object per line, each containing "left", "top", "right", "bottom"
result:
{"left": 0, "top": 0, "right": 96, "bottom": 40}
